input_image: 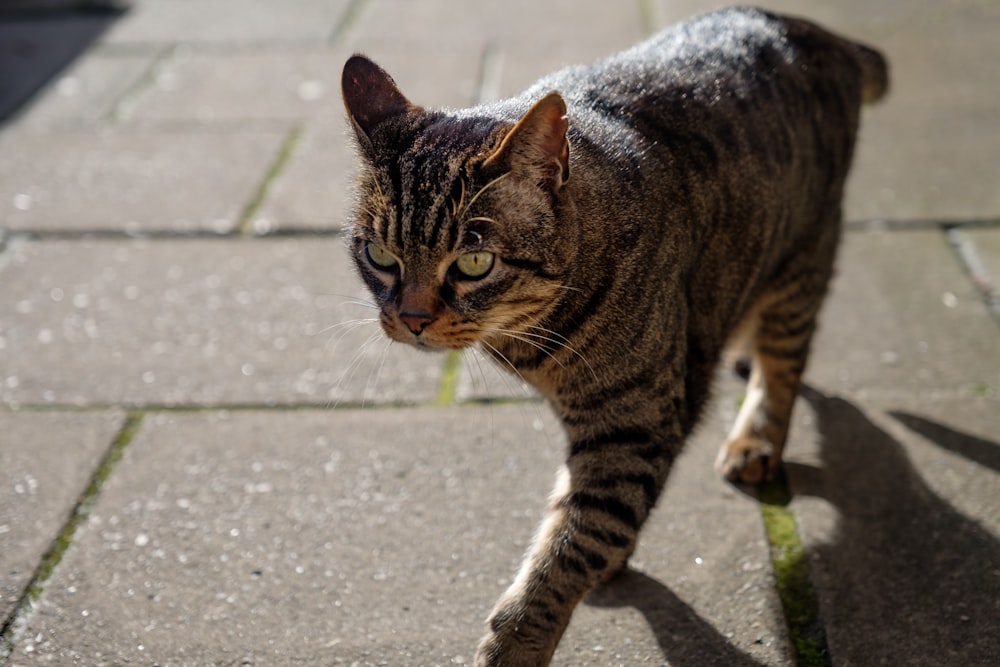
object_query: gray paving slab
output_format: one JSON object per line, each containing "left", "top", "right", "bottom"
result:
{"left": 6, "top": 50, "right": 154, "bottom": 130}
{"left": 345, "top": 0, "right": 644, "bottom": 102}
{"left": 0, "top": 237, "right": 441, "bottom": 407}
{"left": 783, "top": 393, "right": 1000, "bottom": 666}
{"left": 0, "top": 128, "right": 286, "bottom": 233}
{"left": 101, "top": 0, "right": 353, "bottom": 44}
{"left": 808, "top": 228, "right": 1000, "bottom": 400}
{"left": 122, "top": 47, "right": 350, "bottom": 126}
{"left": 252, "top": 122, "right": 356, "bottom": 232}
{"left": 121, "top": 45, "right": 479, "bottom": 128}
{"left": 0, "top": 14, "right": 119, "bottom": 123}
{"left": 967, "top": 228, "right": 1000, "bottom": 295}
{"left": 5, "top": 403, "right": 787, "bottom": 666}
{"left": 0, "top": 410, "right": 126, "bottom": 623}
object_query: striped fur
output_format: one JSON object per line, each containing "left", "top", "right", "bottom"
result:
{"left": 342, "top": 7, "right": 887, "bottom": 665}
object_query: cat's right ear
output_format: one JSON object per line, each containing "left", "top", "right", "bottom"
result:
{"left": 341, "top": 55, "right": 416, "bottom": 152}
{"left": 483, "top": 92, "right": 570, "bottom": 192}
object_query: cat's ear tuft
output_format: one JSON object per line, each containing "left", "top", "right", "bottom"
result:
{"left": 342, "top": 55, "right": 415, "bottom": 146}
{"left": 485, "top": 92, "right": 570, "bottom": 190}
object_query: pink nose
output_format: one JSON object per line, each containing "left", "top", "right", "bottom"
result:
{"left": 399, "top": 311, "right": 434, "bottom": 335}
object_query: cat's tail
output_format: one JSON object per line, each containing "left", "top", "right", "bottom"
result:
{"left": 852, "top": 42, "right": 889, "bottom": 104}
{"left": 783, "top": 12, "right": 889, "bottom": 104}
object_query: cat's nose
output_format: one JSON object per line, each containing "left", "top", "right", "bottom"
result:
{"left": 399, "top": 311, "right": 435, "bottom": 335}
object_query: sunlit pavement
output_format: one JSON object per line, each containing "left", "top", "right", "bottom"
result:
{"left": 2, "top": 2, "right": 998, "bottom": 665}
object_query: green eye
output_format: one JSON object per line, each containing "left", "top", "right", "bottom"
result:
{"left": 454, "top": 251, "right": 495, "bottom": 279}
{"left": 365, "top": 242, "right": 398, "bottom": 270}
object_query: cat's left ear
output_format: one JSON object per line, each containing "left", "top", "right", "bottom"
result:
{"left": 484, "top": 92, "right": 570, "bottom": 190}
{"left": 342, "top": 55, "right": 418, "bottom": 152}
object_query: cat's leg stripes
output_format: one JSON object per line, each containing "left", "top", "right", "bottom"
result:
{"left": 476, "top": 439, "right": 673, "bottom": 666}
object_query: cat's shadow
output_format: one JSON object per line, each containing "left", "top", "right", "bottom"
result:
{"left": 586, "top": 385, "right": 1000, "bottom": 665}
{"left": 786, "top": 385, "right": 1000, "bottom": 664}
{"left": 586, "top": 568, "right": 769, "bottom": 666}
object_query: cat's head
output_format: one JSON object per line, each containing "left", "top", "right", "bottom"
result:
{"left": 342, "top": 55, "right": 577, "bottom": 352}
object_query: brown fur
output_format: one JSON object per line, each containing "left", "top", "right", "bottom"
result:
{"left": 341, "top": 7, "right": 887, "bottom": 665}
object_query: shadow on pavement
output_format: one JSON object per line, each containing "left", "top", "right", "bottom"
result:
{"left": 581, "top": 385, "right": 998, "bottom": 666}
{"left": 788, "top": 385, "right": 1000, "bottom": 666}
{"left": 586, "top": 568, "right": 767, "bottom": 667}
{"left": 888, "top": 409, "right": 1000, "bottom": 474}
{"left": 0, "top": 2, "right": 127, "bottom": 124}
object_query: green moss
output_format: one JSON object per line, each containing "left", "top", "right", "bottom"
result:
{"left": 0, "top": 412, "right": 144, "bottom": 653}
{"left": 971, "top": 383, "right": 995, "bottom": 397}
{"left": 637, "top": 0, "right": 659, "bottom": 36}
{"left": 434, "top": 351, "right": 462, "bottom": 407}
{"left": 329, "top": 0, "right": 368, "bottom": 44}
{"left": 758, "top": 476, "right": 830, "bottom": 667}
{"left": 237, "top": 126, "right": 303, "bottom": 235}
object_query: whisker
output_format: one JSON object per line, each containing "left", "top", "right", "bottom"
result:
{"left": 522, "top": 321, "right": 599, "bottom": 382}
{"left": 362, "top": 337, "right": 394, "bottom": 407}
{"left": 494, "top": 331, "right": 567, "bottom": 369}
{"left": 316, "top": 293, "right": 380, "bottom": 311}
{"left": 465, "top": 346, "right": 524, "bottom": 401}
{"left": 463, "top": 216, "right": 500, "bottom": 226}
{"left": 460, "top": 171, "right": 510, "bottom": 216}
{"left": 467, "top": 347, "right": 547, "bottom": 449}
{"left": 318, "top": 317, "right": 378, "bottom": 337}
{"left": 328, "top": 330, "right": 384, "bottom": 407}
{"left": 341, "top": 299, "right": 380, "bottom": 311}
{"left": 478, "top": 324, "right": 568, "bottom": 370}
{"left": 479, "top": 338, "right": 528, "bottom": 386}
{"left": 451, "top": 176, "right": 467, "bottom": 217}
{"left": 322, "top": 320, "right": 382, "bottom": 360}
{"left": 479, "top": 318, "right": 600, "bottom": 384}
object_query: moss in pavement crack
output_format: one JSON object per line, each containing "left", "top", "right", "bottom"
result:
{"left": 434, "top": 351, "right": 462, "bottom": 407}
{"left": 237, "top": 125, "right": 303, "bottom": 235}
{"left": 0, "top": 412, "right": 145, "bottom": 659}
{"left": 758, "top": 475, "right": 830, "bottom": 667}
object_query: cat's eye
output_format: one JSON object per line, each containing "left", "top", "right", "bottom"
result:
{"left": 454, "top": 251, "right": 495, "bottom": 279}
{"left": 365, "top": 242, "right": 398, "bottom": 270}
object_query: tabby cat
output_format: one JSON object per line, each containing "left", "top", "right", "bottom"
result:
{"left": 340, "top": 6, "right": 887, "bottom": 665}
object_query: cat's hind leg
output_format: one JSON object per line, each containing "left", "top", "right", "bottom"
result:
{"left": 715, "top": 249, "right": 834, "bottom": 484}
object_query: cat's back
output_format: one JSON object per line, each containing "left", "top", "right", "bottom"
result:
{"left": 535, "top": 6, "right": 886, "bottom": 131}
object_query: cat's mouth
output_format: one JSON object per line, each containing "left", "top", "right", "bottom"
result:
{"left": 381, "top": 316, "right": 474, "bottom": 352}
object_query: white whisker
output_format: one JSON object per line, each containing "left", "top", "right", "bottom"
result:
{"left": 523, "top": 322, "right": 599, "bottom": 382}
{"left": 329, "top": 330, "right": 384, "bottom": 407}
{"left": 487, "top": 329, "right": 568, "bottom": 369}
{"left": 479, "top": 338, "right": 528, "bottom": 386}
{"left": 362, "top": 337, "right": 394, "bottom": 407}
{"left": 465, "top": 346, "right": 523, "bottom": 400}
{"left": 460, "top": 171, "right": 511, "bottom": 216}
{"left": 318, "top": 317, "right": 379, "bottom": 338}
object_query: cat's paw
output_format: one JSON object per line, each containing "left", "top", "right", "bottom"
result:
{"left": 475, "top": 605, "right": 558, "bottom": 667}
{"left": 474, "top": 632, "right": 549, "bottom": 667}
{"left": 715, "top": 435, "right": 780, "bottom": 484}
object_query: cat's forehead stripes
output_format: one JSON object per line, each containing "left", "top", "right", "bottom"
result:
{"left": 377, "top": 156, "right": 463, "bottom": 255}
{"left": 377, "top": 115, "right": 496, "bottom": 254}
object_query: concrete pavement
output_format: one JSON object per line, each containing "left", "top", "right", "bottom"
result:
{"left": 2, "top": 1, "right": 998, "bottom": 665}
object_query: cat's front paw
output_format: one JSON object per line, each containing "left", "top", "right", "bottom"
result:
{"left": 715, "top": 435, "right": 780, "bottom": 484}
{"left": 474, "top": 631, "right": 549, "bottom": 667}
{"left": 475, "top": 608, "right": 557, "bottom": 667}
